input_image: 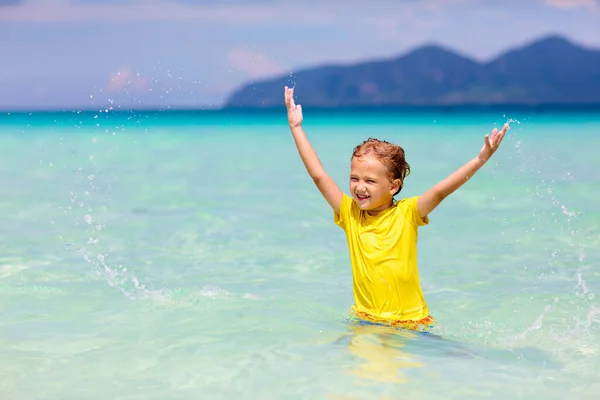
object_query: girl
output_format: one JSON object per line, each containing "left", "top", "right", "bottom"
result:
{"left": 284, "top": 86, "right": 508, "bottom": 331}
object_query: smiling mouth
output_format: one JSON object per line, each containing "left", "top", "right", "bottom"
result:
{"left": 356, "top": 194, "right": 370, "bottom": 201}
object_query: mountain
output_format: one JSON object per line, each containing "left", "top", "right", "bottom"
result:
{"left": 224, "top": 36, "right": 600, "bottom": 108}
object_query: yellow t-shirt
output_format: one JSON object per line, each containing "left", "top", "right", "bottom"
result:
{"left": 334, "top": 193, "right": 430, "bottom": 322}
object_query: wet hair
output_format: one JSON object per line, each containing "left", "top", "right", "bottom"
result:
{"left": 351, "top": 138, "right": 411, "bottom": 196}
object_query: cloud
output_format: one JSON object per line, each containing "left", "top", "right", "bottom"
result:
{"left": 543, "top": 0, "right": 600, "bottom": 11}
{"left": 0, "top": 0, "right": 477, "bottom": 23}
{"left": 106, "top": 66, "right": 148, "bottom": 93}
{"left": 164, "top": 0, "right": 278, "bottom": 3}
{"left": 0, "top": 0, "right": 322, "bottom": 23}
{"left": 227, "top": 48, "right": 287, "bottom": 79}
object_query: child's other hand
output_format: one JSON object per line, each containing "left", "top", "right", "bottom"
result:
{"left": 285, "top": 86, "right": 303, "bottom": 128}
{"left": 478, "top": 123, "right": 509, "bottom": 162}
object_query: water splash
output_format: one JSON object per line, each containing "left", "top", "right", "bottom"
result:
{"left": 65, "top": 243, "right": 169, "bottom": 302}
{"left": 511, "top": 305, "right": 552, "bottom": 341}
{"left": 199, "top": 284, "right": 229, "bottom": 298}
{"left": 478, "top": 117, "right": 600, "bottom": 357}
{"left": 287, "top": 71, "right": 296, "bottom": 91}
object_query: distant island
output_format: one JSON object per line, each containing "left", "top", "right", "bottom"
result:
{"left": 224, "top": 35, "right": 600, "bottom": 108}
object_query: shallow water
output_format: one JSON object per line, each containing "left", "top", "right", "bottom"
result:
{"left": 1, "top": 110, "right": 599, "bottom": 399}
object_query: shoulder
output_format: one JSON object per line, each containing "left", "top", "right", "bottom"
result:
{"left": 394, "top": 196, "right": 419, "bottom": 211}
{"left": 394, "top": 196, "right": 428, "bottom": 227}
{"left": 342, "top": 193, "right": 359, "bottom": 216}
{"left": 334, "top": 193, "right": 359, "bottom": 229}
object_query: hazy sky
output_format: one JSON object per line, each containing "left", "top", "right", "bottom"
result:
{"left": 1, "top": 0, "right": 599, "bottom": 110}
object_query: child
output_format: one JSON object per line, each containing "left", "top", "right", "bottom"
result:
{"left": 284, "top": 86, "right": 508, "bottom": 332}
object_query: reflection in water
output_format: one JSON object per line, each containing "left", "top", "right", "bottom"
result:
{"left": 343, "top": 323, "right": 424, "bottom": 383}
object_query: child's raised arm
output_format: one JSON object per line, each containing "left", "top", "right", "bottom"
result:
{"left": 285, "top": 86, "right": 343, "bottom": 214}
{"left": 417, "top": 124, "right": 509, "bottom": 219}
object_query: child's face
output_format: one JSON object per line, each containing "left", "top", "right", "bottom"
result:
{"left": 350, "top": 154, "right": 400, "bottom": 215}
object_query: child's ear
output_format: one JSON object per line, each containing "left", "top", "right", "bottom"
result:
{"left": 390, "top": 179, "right": 401, "bottom": 194}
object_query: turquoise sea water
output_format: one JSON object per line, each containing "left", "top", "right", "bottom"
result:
{"left": 1, "top": 109, "right": 599, "bottom": 399}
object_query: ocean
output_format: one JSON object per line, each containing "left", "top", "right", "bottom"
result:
{"left": 1, "top": 108, "right": 598, "bottom": 399}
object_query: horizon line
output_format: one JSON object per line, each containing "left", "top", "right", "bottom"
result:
{"left": 3, "top": 103, "right": 600, "bottom": 115}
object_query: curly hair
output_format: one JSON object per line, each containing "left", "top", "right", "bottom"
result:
{"left": 352, "top": 138, "right": 411, "bottom": 196}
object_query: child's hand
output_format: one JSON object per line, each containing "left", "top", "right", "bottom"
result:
{"left": 285, "top": 86, "right": 303, "bottom": 128}
{"left": 478, "top": 123, "right": 509, "bottom": 162}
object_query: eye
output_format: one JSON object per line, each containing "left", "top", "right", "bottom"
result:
{"left": 366, "top": 180, "right": 375, "bottom": 184}
{"left": 350, "top": 177, "right": 359, "bottom": 181}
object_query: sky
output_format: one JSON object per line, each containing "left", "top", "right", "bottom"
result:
{"left": 0, "top": 0, "right": 599, "bottom": 110}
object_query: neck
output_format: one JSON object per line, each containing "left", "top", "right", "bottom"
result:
{"left": 366, "top": 201, "right": 394, "bottom": 216}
